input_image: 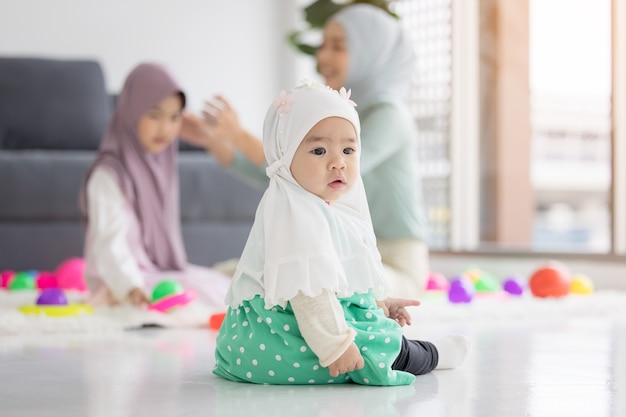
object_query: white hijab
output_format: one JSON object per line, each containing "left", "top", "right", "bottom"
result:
{"left": 331, "top": 4, "right": 416, "bottom": 110}
{"left": 226, "top": 81, "right": 389, "bottom": 309}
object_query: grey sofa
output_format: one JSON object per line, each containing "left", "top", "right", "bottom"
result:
{"left": 0, "top": 57, "right": 263, "bottom": 271}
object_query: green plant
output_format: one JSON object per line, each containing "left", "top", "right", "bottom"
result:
{"left": 288, "top": 0, "right": 398, "bottom": 55}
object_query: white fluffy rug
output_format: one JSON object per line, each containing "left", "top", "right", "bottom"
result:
{"left": 0, "top": 291, "right": 216, "bottom": 335}
{"left": 409, "top": 289, "right": 626, "bottom": 323}
{"left": 2, "top": 290, "right": 625, "bottom": 335}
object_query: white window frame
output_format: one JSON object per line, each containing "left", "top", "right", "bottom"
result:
{"left": 613, "top": 0, "right": 626, "bottom": 255}
{"left": 449, "top": 0, "right": 480, "bottom": 250}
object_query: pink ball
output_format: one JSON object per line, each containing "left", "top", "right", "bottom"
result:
{"left": 426, "top": 271, "right": 449, "bottom": 291}
{"left": 54, "top": 258, "right": 87, "bottom": 292}
{"left": 36, "top": 271, "right": 58, "bottom": 290}
{"left": 1, "top": 270, "right": 15, "bottom": 289}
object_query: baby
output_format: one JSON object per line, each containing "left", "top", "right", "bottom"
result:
{"left": 213, "top": 81, "right": 468, "bottom": 385}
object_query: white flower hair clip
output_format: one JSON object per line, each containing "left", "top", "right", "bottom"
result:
{"left": 298, "top": 78, "right": 329, "bottom": 91}
{"left": 273, "top": 90, "right": 295, "bottom": 115}
{"left": 338, "top": 87, "right": 357, "bottom": 107}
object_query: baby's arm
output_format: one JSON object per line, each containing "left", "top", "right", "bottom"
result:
{"left": 290, "top": 290, "right": 364, "bottom": 377}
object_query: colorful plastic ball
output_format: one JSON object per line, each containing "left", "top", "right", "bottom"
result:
{"left": 208, "top": 312, "right": 226, "bottom": 330}
{"left": 529, "top": 262, "right": 571, "bottom": 298}
{"left": 502, "top": 275, "right": 525, "bottom": 296}
{"left": 474, "top": 272, "right": 500, "bottom": 292}
{"left": 37, "top": 288, "right": 69, "bottom": 306}
{"left": 8, "top": 272, "right": 36, "bottom": 291}
{"left": 463, "top": 267, "right": 482, "bottom": 283}
{"left": 35, "top": 271, "right": 58, "bottom": 290}
{"left": 55, "top": 257, "right": 87, "bottom": 292}
{"left": 448, "top": 275, "right": 475, "bottom": 303}
{"left": 149, "top": 280, "right": 195, "bottom": 313}
{"left": 152, "top": 280, "right": 183, "bottom": 301}
{"left": 1, "top": 270, "right": 15, "bottom": 289}
{"left": 570, "top": 274, "right": 594, "bottom": 295}
{"left": 425, "top": 271, "right": 449, "bottom": 292}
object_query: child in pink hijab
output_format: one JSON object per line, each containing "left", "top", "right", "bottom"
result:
{"left": 80, "top": 63, "right": 230, "bottom": 310}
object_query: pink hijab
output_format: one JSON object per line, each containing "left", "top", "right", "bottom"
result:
{"left": 80, "top": 63, "right": 187, "bottom": 271}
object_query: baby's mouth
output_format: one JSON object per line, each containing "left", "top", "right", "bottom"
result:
{"left": 329, "top": 179, "right": 345, "bottom": 189}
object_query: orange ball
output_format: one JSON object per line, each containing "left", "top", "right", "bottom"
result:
{"left": 208, "top": 312, "right": 226, "bottom": 330}
{"left": 529, "top": 263, "right": 570, "bottom": 298}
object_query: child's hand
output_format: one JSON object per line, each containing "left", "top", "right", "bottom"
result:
{"left": 328, "top": 343, "right": 364, "bottom": 377}
{"left": 127, "top": 287, "right": 150, "bottom": 308}
{"left": 377, "top": 297, "right": 421, "bottom": 327}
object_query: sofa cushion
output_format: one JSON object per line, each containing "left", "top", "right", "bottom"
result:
{"left": 0, "top": 151, "right": 94, "bottom": 221}
{"left": 178, "top": 153, "right": 263, "bottom": 221}
{"left": 0, "top": 151, "right": 263, "bottom": 223}
{"left": 0, "top": 57, "right": 110, "bottom": 150}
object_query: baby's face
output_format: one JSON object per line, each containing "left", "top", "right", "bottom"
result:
{"left": 137, "top": 93, "right": 183, "bottom": 154}
{"left": 290, "top": 117, "right": 359, "bottom": 202}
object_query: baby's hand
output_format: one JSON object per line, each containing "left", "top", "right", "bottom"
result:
{"left": 378, "top": 297, "right": 421, "bottom": 326}
{"left": 127, "top": 287, "right": 150, "bottom": 307}
{"left": 328, "top": 343, "right": 364, "bottom": 377}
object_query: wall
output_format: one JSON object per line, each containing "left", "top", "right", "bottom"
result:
{"left": 0, "top": 0, "right": 317, "bottom": 137}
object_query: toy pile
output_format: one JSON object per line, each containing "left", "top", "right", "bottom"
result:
{"left": 2, "top": 257, "right": 93, "bottom": 317}
{"left": 424, "top": 260, "right": 595, "bottom": 304}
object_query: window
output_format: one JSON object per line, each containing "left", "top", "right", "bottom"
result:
{"left": 395, "top": 0, "right": 624, "bottom": 255}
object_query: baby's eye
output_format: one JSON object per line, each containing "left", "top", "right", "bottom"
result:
{"left": 343, "top": 147, "right": 356, "bottom": 154}
{"left": 312, "top": 148, "right": 326, "bottom": 156}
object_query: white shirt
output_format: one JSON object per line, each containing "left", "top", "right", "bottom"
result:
{"left": 84, "top": 167, "right": 154, "bottom": 302}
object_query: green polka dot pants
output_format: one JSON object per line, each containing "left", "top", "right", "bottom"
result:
{"left": 213, "top": 292, "right": 415, "bottom": 386}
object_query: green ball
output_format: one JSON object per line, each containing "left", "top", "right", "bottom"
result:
{"left": 474, "top": 273, "right": 500, "bottom": 292}
{"left": 151, "top": 280, "right": 183, "bottom": 302}
{"left": 9, "top": 272, "right": 36, "bottom": 291}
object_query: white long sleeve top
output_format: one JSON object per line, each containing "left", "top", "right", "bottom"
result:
{"left": 290, "top": 290, "right": 357, "bottom": 367}
{"left": 83, "top": 166, "right": 155, "bottom": 302}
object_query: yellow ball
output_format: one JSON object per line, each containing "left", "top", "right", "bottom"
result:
{"left": 463, "top": 268, "right": 482, "bottom": 283}
{"left": 570, "top": 274, "right": 594, "bottom": 295}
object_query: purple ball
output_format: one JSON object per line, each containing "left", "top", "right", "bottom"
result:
{"left": 36, "top": 288, "right": 68, "bottom": 306}
{"left": 503, "top": 276, "right": 525, "bottom": 296}
{"left": 448, "top": 276, "right": 474, "bottom": 303}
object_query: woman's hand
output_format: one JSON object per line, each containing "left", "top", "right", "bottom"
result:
{"left": 180, "top": 112, "right": 210, "bottom": 148}
{"left": 201, "top": 95, "right": 265, "bottom": 166}
{"left": 328, "top": 343, "right": 364, "bottom": 377}
{"left": 377, "top": 297, "right": 421, "bottom": 326}
{"left": 201, "top": 95, "right": 246, "bottom": 145}
{"left": 179, "top": 112, "right": 236, "bottom": 166}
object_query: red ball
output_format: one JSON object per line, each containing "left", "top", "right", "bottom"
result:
{"left": 529, "top": 263, "right": 570, "bottom": 298}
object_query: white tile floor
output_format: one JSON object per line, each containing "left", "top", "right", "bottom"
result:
{"left": 1, "top": 316, "right": 624, "bottom": 417}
